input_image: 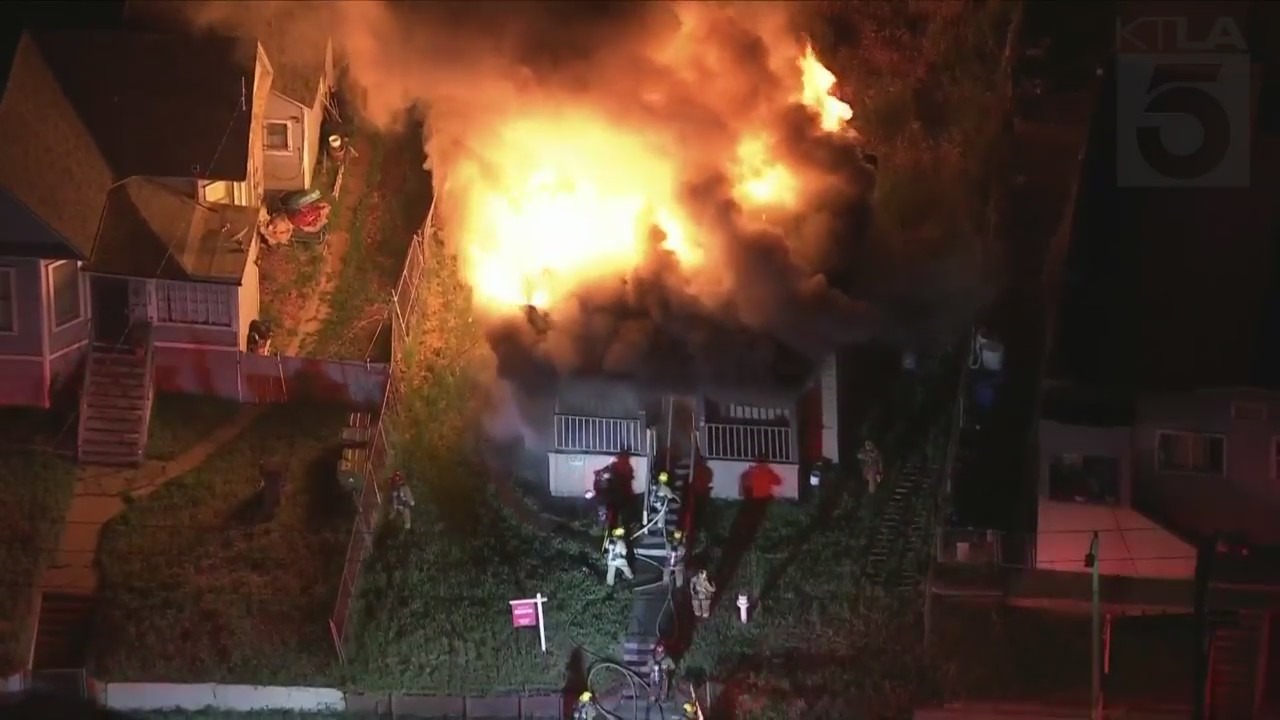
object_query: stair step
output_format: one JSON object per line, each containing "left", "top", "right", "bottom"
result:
{"left": 81, "top": 429, "right": 142, "bottom": 445}
{"left": 85, "top": 395, "right": 147, "bottom": 412}
{"left": 89, "top": 382, "right": 146, "bottom": 400}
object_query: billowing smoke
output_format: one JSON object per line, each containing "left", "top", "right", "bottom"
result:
{"left": 130, "top": 1, "right": 979, "bottom": 404}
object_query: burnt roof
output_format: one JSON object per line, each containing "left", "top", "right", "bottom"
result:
{"left": 124, "top": 0, "right": 330, "bottom": 106}
{"left": 31, "top": 29, "right": 257, "bottom": 181}
{"left": 0, "top": 29, "right": 259, "bottom": 259}
{"left": 90, "top": 178, "right": 257, "bottom": 282}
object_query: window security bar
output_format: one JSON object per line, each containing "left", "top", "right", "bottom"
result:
{"left": 702, "top": 423, "right": 795, "bottom": 463}
{"left": 553, "top": 414, "right": 643, "bottom": 454}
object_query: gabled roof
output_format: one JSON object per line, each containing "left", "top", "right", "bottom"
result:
{"left": 89, "top": 178, "right": 258, "bottom": 283}
{"left": 0, "top": 29, "right": 260, "bottom": 261}
{"left": 0, "top": 34, "right": 115, "bottom": 258}
{"left": 124, "top": 0, "right": 330, "bottom": 106}
{"left": 30, "top": 29, "right": 258, "bottom": 181}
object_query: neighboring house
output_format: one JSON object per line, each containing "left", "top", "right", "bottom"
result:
{"left": 0, "top": 29, "right": 272, "bottom": 463}
{"left": 123, "top": 0, "right": 336, "bottom": 192}
{"left": 542, "top": 355, "right": 840, "bottom": 501}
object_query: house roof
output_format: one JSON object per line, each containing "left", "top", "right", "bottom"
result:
{"left": 124, "top": 0, "right": 330, "bottom": 106}
{"left": 89, "top": 178, "right": 257, "bottom": 283}
{"left": 30, "top": 29, "right": 258, "bottom": 181}
{"left": 0, "top": 28, "right": 259, "bottom": 260}
{"left": 0, "top": 34, "right": 115, "bottom": 258}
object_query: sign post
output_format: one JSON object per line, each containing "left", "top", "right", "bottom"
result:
{"left": 509, "top": 593, "right": 548, "bottom": 653}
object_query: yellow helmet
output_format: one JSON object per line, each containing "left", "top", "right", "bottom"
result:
{"left": 659, "top": 471, "right": 670, "bottom": 483}
{"left": 579, "top": 690, "right": 593, "bottom": 702}
{"left": 683, "top": 702, "right": 697, "bottom": 714}
{"left": 672, "top": 530, "right": 684, "bottom": 540}
{"left": 612, "top": 527, "right": 625, "bottom": 537}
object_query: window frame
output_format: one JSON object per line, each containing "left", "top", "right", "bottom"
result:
{"left": 1154, "top": 429, "right": 1227, "bottom": 476}
{"left": 263, "top": 120, "right": 293, "bottom": 154}
{"left": 47, "top": 260, "right": 83, "bottom": 330}
{"left": 0, "top": 266, "right": 16, "bottom": 334}
{"left": 154, "top": 280, "right": 235, "bottom": 328}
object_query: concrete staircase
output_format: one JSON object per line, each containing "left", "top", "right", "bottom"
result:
{"left": 1208, "top": 610, "right": 1264, "bottom": 720}
{"left": 31, "top": 591, "right": 94, "bottom": 672}
{"left": 77, "top": 328, "right": 155, "bottom": 467}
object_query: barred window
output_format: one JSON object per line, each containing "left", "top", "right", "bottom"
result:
{"left": 703, "top": 423, "right": 795, "bottom": 463}
{"left": 156, "top": 281, "right": 233, "bottom": 327}
{"left": 554, "top": 415, "right": 642, "bottom": 454}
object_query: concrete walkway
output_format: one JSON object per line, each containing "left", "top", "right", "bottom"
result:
{"left": 41, "top": 278, "right": 326, "bottom": 594}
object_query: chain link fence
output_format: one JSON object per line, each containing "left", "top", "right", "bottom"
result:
{"left": 328, "top": 192, "right": 433, "bottom": 661}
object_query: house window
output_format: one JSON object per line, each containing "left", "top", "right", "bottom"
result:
{"left": 1048, "top": 454, "right": 1120, "bottom": 505}
{"left": 49, "top": 260, "right": 82, "bottom": 328}
{"left": 155, "top": 281, "right": 233, "bottom": 327}
{"left": 202, "top": 181, "right": 232, "bottom": 204}
{"left": 0, "top": 267, "right": 14, "bottom": 333}
{"left": 264, "top": 121, "right": 291, "bottom": 152}
{"left": 1156, "top": 431, "right": 1226, "bottom": 475}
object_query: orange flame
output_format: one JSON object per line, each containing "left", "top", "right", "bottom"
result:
{"left": 455, "top": 44, "right": 853, "bottom": 313}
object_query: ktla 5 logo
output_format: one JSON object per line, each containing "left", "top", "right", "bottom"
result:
{"left": 1115, "top": 16, "right": 1250, "bottom": 187}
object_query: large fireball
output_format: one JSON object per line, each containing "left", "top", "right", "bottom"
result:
{"left": 453, "top": 34, "right": 855, "bottom": 314}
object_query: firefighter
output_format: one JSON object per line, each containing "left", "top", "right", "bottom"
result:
{"left": 650, "top": 470, "right": 677, "bottom": 531}
{"left": 605, "top": 527, "right": 634, "bottom": 586}
{"left": 390, "top": 472, "right": 415, "bottom": 530}
{"left": 667, "top": 530, "right": 687, "bottom": 588}
{"left": 573, "top": 690, "right": 598, "bottom": 719}
{"left": 691, "top": 569, "right": 715, "bottom": 619}
{"left": 649, "top": 641, "right": 676, "bottom": 702}
{"left": 858, "top": 440, "right": 883, "bottom": 494}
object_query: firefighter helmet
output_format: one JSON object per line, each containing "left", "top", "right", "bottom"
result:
{"left": 672, "top": 530, "right": 683, "bottom": 541}
{"left": 658, "top": 471, "right": 670, "bottom": 484}
{"left": 612, "top": 527, "right": 625, "bottom": 538}
{"left": 683, "top": 702, "right": 698, "bottom": 716}
{"left": 579, "top": 690, "right": 593, "bottom": 703}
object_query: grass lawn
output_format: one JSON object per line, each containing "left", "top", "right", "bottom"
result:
{"left": 93, "top": 403, "right": 353, "bottom": 684}
{"left": 305, "top": 121, "right": 433, "bottom": 361}
{"left": 676, "top": 358, "right": 960, "bottom": 716}
{"left": 0, "top": 442, "right": 77, "bottom": 673}
{"left": 341, "top": 243, "right": 632, "bottom": 693}
{"left": 146, "top": 394, "right": 242, "bottom": 461}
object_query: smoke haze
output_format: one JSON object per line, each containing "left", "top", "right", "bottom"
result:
{"left": 129, "top": 1, "right": 981, "bottom": 402}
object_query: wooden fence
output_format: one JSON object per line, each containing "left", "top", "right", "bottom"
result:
{"left": 152, "top": 347, "right": 389, "bottom": 409}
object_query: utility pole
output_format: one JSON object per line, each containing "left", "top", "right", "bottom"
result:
{"left": 1192, "top": 534, "right": 1216, "bottom": 720}
{"left": 1087, "top": 532, "right": 1101, "bottom": 720}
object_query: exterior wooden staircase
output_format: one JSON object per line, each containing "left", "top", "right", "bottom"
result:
{"left": 1208, "top": 610, "right": 1266, "bottom": 720}
{"left": 77, "top": 324, "right": 155, "bottom": 466}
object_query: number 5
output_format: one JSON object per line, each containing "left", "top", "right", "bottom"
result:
{"left": 1137, "top": 64, "right": 1232, "bottom": 180}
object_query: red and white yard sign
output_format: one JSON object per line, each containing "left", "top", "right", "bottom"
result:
{"left": 509, "top": 593, "right": 548, "bottom": 652}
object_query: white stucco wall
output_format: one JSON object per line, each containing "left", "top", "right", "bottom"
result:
{"left": 548, "top": 452, "right": 651, "bottom": 498}
{"left": 705, "top": 459, "right": 800, "bottom": 500}
{"left": 1035, "top": 499, "right": 1195, "bottom": 579}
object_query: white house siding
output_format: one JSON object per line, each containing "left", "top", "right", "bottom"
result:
{"left": 263, "top": 91, "right": 308, "bottom": 191}
{"left": 704, "top": 458, "right": 800, "bottom": 500}
{"left": 236, "top": 237, "right": 260, "bottom": 351}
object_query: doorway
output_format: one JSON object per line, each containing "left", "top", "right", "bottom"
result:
{"left": 90, "top": 275, "right": 130, "bottom": 344}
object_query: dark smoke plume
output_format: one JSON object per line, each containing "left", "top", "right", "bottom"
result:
{"left": 130, "top": 1, "right": 979, "bottom": 402}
